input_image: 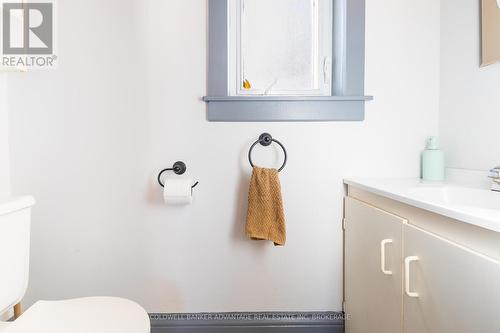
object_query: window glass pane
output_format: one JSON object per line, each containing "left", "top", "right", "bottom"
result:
{"left": 241, "top": 0, "right": 317, "bottom": 93}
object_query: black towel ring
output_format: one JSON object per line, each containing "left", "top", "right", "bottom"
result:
{"left": 248, "top": 133, "right": 287, "bottom": 172}
{"left": 158, "top": 161, "right": 199, "bottom": 189}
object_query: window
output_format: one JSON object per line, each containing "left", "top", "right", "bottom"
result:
{"left": 228, "top": 0, "right": 332, "bottom": 96}
{"left": 204, "top": 0, "right": 372, "bottom": 122}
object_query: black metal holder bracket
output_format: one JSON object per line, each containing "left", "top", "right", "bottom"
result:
{"left": 158, "top": 161, "right": 199, "bottom": 189}
{"left": 248, "top": 133, "right": 287, "bottom": 172}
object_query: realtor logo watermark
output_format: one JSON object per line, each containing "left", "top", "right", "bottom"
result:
{"left": 1, "top": 0, "right": 57, "bottom": 68}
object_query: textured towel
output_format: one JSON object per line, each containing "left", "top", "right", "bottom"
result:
{"left": 245, "top": 166, "right": 286, "bottom": 246}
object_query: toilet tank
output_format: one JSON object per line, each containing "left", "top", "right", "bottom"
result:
{"left": 0, "top": 196, "right": 35, "bottom": 316}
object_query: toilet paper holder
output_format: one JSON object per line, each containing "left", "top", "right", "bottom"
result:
{"left": 157, "top": 161, "right": 199, "bottom": 189}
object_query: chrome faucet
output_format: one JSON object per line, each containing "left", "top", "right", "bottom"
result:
{"left": 488, "top": 167, "right": 500, "bottom": 191}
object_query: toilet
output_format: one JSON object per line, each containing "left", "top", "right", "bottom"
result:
{"left": 0, "top": 196, "right": 150, "bottom": 333}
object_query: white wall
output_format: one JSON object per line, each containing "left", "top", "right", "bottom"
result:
{"left": 7, "top": 0, "right": 440, "bottom": 313}
{"left": 0, "top": 74, "right": 10, "bottom": 196}
{"left": 440, "top": 0, "right": 500, "bottom": 171}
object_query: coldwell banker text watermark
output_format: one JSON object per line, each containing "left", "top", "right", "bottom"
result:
{"left": 1, "top": 0, "right": 57, "bottom": 69}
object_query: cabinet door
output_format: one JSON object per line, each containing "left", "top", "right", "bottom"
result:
{"left": 403, "top": 224, "right": 500, "bottom": 333}
{"left": 345, "top": 197, "right": 405, "bottom": 333}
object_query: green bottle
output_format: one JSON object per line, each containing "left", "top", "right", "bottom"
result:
{"left": 422, "top": 136, "right": 445, "bottom": 181}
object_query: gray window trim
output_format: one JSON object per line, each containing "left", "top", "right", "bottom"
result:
{"left": 204, "top": 0, "right": 372, "bottom": 122}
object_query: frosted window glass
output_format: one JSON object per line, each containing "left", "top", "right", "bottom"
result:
{"left": 241, "top": 0, "right": 317, "bottom": 93}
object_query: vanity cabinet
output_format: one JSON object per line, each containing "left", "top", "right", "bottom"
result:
{"left": 345, "top": 196, "right": 500, "bottom": 333}
{"left": 403, "top": 224, "right": 500, "bottom": 333}
{"left": 344, "top": 197, "right": 405, "bottom": 333}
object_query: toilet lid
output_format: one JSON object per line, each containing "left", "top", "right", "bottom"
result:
{"left": 2, "top": 297, "right": 150, "bottom": 333}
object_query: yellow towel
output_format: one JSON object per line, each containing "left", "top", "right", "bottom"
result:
{"left": 245, "top": 166, "right": 286, "bottom": 246}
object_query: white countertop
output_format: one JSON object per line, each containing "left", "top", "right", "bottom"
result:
{"left": 344, "top": 178, "right": 500, "bottom": 233}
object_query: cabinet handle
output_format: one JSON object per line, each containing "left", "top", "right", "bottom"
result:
{"left": 404, "top": 256, "right": 419, "bottom": 298}
{"left": 380, "top": 239, "right": 393, "bottom": 275}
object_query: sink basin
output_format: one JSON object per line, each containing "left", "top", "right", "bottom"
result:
{"left": 344, "top": 178, "right": 500, "bottom": 232}
{"left": 407, "top": 185, "right": 500, "bottom": 211}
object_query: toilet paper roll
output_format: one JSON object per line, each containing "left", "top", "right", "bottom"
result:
{"left": 163, "top": 177, "right": 193, "bottom": 205}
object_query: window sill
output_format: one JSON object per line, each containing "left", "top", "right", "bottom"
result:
{"left": 203, "top": 95, "right": 373, "bottom": 122}
{"left": 203, "top": 96, "right": 373, "bottom": 102}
